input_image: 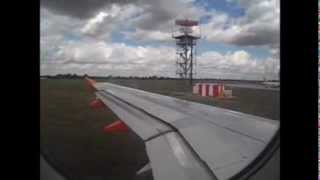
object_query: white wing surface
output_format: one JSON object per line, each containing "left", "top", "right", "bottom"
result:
{"left": 87, "top": 79, "right": 279, "bottom": 180}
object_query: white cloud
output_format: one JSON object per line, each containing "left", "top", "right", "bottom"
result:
{"left": 41, "top": 40, "right": 177, "bottom": 77}
{"left": 123, "top": 29, "right": 172, "bottom": 42}
{"left": 41, "top": 38, "right": 278, "bottom": 80}
{"left": 196, "top": 50, "right": 278, "bottom": 80}
{"left": 79, "top": 4, "right": 144, "bottom": 40}
{"left": 230, "top": 50, "right": 250, "bottom": 65}
{"left": 81, "top": 12, "right": 109, "bottom": 35}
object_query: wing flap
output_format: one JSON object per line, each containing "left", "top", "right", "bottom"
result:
{"left": 145, "top": 132, "right": 215, "bottom": 180}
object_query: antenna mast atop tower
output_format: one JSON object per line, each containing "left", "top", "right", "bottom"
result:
{"left": 172, "top": 19, "right": 201, "bottom": 85}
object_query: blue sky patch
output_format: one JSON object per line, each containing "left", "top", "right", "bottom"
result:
{"left": 193, "top": 0, "right": 245, "bottom": 17}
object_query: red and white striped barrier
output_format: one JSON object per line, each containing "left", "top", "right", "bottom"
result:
{"left": 193, "top": 83, "right": 225, "bottom": 97}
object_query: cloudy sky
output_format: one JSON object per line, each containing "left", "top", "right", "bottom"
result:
{"left": 40, "top": 0, "right": 279, "bottom": 80}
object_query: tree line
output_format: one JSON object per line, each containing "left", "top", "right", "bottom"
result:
{"left": 41, "top": 74, "right": 178, "bottom": 80}
{"left": 40, "top": 74, "right": 269, "bottom": 83}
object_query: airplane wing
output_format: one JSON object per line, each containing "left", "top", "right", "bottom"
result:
{"left": 85, "top": 78, "right": 279, "bottom": 180}
{"left": 41, "top": 154, "right": 67, "bottom": 180}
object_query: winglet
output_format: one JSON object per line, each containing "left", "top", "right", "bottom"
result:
{"left": 103, "top": 120, "right": 129, "bottom": 133}
{"left": 84, "top": 77, "right": 97, "bottom": 92}
{"left": 89, "top": 99, "right": 106, "bottom": 109}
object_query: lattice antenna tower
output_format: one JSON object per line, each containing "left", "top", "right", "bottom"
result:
{"left": 172, "top": 19, "right": 201, "bottom": 85}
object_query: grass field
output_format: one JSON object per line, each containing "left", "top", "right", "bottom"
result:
{"left": 41, "top": 79, "right": 150, "bottom": 180}
{"left": 41, "top": 79, "right": 279, "bottom": 180}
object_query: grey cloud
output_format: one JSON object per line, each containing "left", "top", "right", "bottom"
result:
{"left": 123, "top": 1, "right": 207, "bottom": 42}
{"left": 204, "top": 0, "right": 279, "bottom": 48}
{"left": 41, "top": 0, "right": 137, "bottom": 19}
{"left": 42, "top": 0, "right": 206, "bottom": 43}
{"left": 234, "top": 0, "right": 279, "bottom": 47}
{"left": 134, "top": 0, "right": 182, "bottom": 31}
{"left": 133, "top": 0, "right": 207, "bottom": 32}
{"left": 230, "top": 27, "right": 279, "bottom": 46}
